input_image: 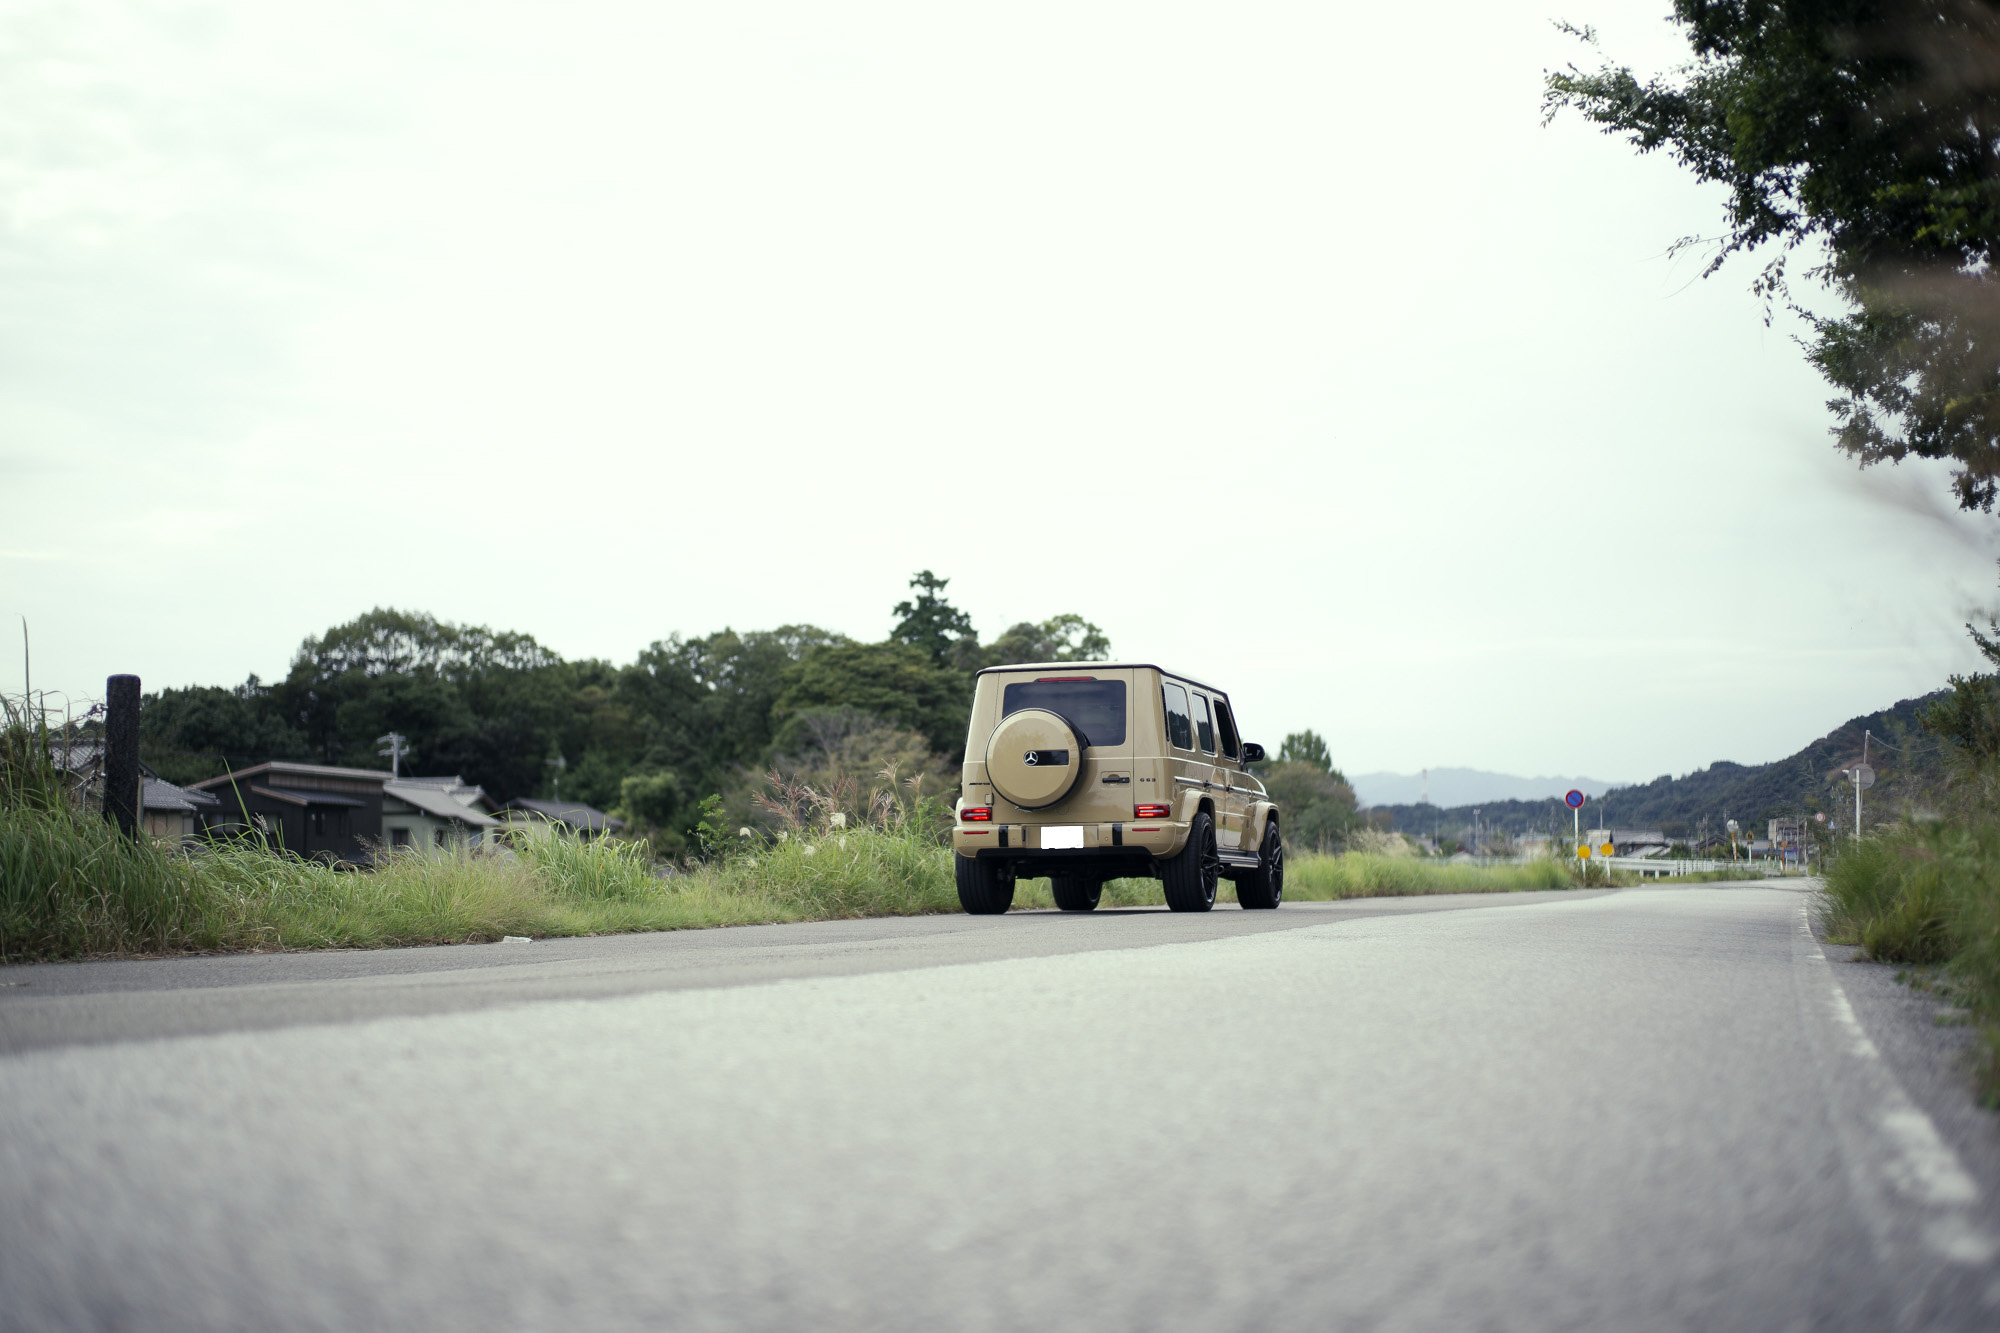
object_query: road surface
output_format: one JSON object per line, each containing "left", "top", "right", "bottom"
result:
{"left": 3, "top": 884, "right": 1999, "bottom": 1330}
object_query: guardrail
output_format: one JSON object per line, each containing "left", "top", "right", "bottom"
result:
{"left": 1602, "top": 857, "right": 1786, "bottom": 879}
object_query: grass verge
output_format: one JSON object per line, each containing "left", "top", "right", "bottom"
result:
{"left": 1821, "top": 816, "right": 2000, "bottom": 1100}
{"left": 0, "top": 806, "right": 962, "bottom": 960}
{"left": 4, "top": 797, "right": 1606, "bottom": 962}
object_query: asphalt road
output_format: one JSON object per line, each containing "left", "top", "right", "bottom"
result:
{"left": 3, "top": 884, "right": 1999, "bottom": 1330}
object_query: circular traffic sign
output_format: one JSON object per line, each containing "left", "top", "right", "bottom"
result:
{"left": 1599, "top": 841, "right": 1615, "bottom": 857}
{"left": 1576, "top": 844, "right": 1591, "bottom": 859}
{"left": 1565, "top": 789, "right": 1585, "bottom": 809}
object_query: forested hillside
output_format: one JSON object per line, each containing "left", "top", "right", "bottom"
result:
{"left": 1374, "top": 693, "right": 1951, "bottom": 847}
{"left": 138, "top": 573, "right": 1108, "bottom": 851}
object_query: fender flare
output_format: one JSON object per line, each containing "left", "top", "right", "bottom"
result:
{"left": 1246, "top": 801, "right": 1277, "bottom": 847}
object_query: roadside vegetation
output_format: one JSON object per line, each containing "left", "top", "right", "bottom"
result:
{"left": 0, "top": 821, "right": 1589, "bottom": 963}
{"left": 1820, "top": 632, "right": 2000, "bottom": 1099}
{"left": 5, "top": 700, "right": 1591, "bottom": 961}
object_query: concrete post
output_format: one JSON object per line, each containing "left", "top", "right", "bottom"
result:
{"left": 104, "top": 674, "right": 140, "bottom": 838}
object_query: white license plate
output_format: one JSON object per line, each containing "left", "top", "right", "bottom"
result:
{"left": 1040, "top": 826, "right": 1085, "bottom": 849}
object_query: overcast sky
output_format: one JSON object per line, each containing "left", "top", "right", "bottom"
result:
{"left": 4, "top": 0, "right": 1993, "bottom": 783}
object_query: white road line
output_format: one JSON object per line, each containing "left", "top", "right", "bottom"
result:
{"left": 1797, "top": 901, "right": 1997, "bottom": 1265}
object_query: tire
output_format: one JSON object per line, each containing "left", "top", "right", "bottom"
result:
{"left": 956, "top": 854, "right": 1015, "bottom": 915}
{"left": 1051, "top": 874, "right": 1102, "bottom": 912}
{"left": 1161, "top": 810, "right": 1220, "bottom": 912}
{"left": 1237, "top": 817, "right": 1284, "bottom": 909}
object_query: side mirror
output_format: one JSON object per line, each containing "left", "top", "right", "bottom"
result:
{"left": 1240, "top": 742, "right": 1266, "bottom": 765}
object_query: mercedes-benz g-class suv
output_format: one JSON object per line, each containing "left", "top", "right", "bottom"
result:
{"left": 952, "top": 663, "right": 1283, "bottom": 914}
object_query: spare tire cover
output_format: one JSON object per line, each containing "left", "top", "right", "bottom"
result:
{"left": 986, "top": 708, "right": 1085, "bottom": 811}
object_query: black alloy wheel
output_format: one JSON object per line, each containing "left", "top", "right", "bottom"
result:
{"left": 1051, "top": 874, "right": 1102, "bottom": 912}
{"left": 955, "top": 854, "right": 1015, "bottom": 915}
{"left": 1238, "top": 818, "right": 1284, "bottom": 909}
{"left": 1162, "top": 811, "right": 1220, "bottom": 912}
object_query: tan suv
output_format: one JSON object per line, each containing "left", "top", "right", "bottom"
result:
{"left": 951, "top": 662, "right": 1283, "bottom": 913}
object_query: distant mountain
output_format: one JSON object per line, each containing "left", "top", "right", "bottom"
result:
{"left": 1352, "top": 768, "right": 1620, "bottom": 810}
{"left": 1367, "top": 692, "right": 1951, "bottom": 840}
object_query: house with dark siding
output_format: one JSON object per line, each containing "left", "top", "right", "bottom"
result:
{"left": 189, "top": 761, "right": 391, "bottom": 864}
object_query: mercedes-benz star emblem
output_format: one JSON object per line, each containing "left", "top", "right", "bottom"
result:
{"left": 1023, "top": 751, "right": 1040, "bottom": 766}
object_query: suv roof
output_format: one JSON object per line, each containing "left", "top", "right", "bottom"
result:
{"left": 974, "top": 661, "right": 1227, "bottom": 694}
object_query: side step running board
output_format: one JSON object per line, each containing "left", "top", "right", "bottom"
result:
{"left": 1217, "top": 852, "right": 1261, "bottom": 870}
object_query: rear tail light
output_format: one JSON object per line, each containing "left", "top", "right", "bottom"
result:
{"left": 961, "top": 806, "right": 993, "bottom": 822}
{"left": 1133, "top": 804, "right": 1171, "bottom": 819}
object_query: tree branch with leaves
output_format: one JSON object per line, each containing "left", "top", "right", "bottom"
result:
{"left": 1545, "top": 1, "right": 2000, "bottom": 509}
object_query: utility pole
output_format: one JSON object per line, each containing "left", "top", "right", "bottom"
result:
{"left": 1855, "top": 729, "right": 1870, "bottom": 838}
{"left": 376, "top": 732, "right": 412, "bottom": 779}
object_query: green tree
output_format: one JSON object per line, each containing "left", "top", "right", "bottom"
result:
{"left": 767, "top": 707, "right": 951, "bottom": 820}
{"left": 1278, "top": 729, "right": 1333, "bottom": 773}
{"left": 139, "top": 677, "right": 310, "bottom": 786}
{"left": 1925, "top": 619, "right": 2000, "bottom": 773}
{"left": 617, "top": 770, "right": 688, "bottom": 853}
{"left": 1544, "top": 2, "right": 2000, "bottom": 510}
{"left": 891, "top": 571, "right": 975, "bottom": 666}
{"left": 617, "top": 625, "right": 848, "bottom": 794}
{"left": 272, "top": 608, "right": 577, "bottom": 799}
{"left": 772, "top": 641, "right": 971, "bottom": 758}
{"left": 1260, "top": 760, "right": 1362, "bottom": 852}
{"left": 979, "top": 614, "right": 1112, "bottom": 666}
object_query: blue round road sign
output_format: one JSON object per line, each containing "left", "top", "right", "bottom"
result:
{"left": 1565, "top": 789, "right": 1585, "bottom": 809}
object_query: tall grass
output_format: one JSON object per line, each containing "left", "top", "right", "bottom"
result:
{"left": 1284, "top": 852, "right": 1573, "bottom": 898}
{"left": 1822, "top": 816, "right": 2000, "bottom": 1097}
{"left": 0, "top": 804, "right": 220, "bottom": 956}
{"left": 2, "top": 691, "right": 224, "bottom": 955}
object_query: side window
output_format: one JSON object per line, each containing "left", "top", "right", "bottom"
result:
{"left": 1213, "top": 699, "right": 1241, "bottom": 760}
{"left": 1162, "top": 682, "right": 1194, "bottom": 750}
{"left": 1192, "top": 693, "right": 1217, "bottom": 754}
{"left": 390, "top": 827, "right": 411, "bottom": 848}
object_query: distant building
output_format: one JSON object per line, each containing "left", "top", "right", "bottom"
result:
{"left": 49, "top": 739, "right": 217, "bottom": 840}
{"left": 1768, "top": 819, "right": 1804, "bottom": 847}
{"left": 141, "top": 777, "right": 218, "bottom": 841}
{"left": 1586, "top": 828, "right": 1670, "bottom": 858}
{"left": 383, "top": 776, "right": 501, "bottom": 853}
{"left": 501, "top": 798, "right": 625, "bottom": 840}
{"left": 189, "top": 761, "right": 391, "bottom": 864}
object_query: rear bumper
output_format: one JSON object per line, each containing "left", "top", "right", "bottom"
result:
{"left": 953, "top": 819, "right": 1187, "bottom": 861}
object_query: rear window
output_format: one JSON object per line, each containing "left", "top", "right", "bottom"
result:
{"left": 1002, "top": 679, "right": 1127, "bottom": 747}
